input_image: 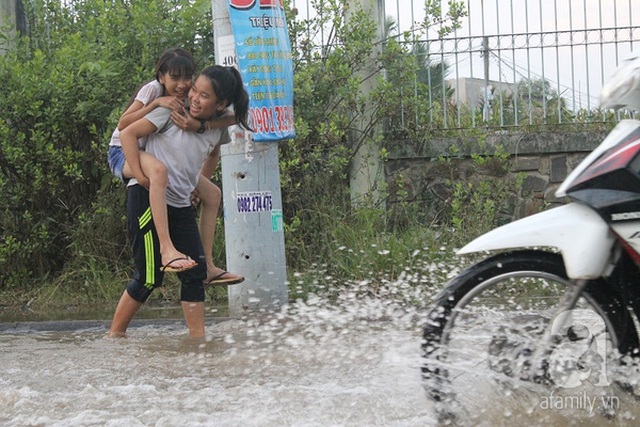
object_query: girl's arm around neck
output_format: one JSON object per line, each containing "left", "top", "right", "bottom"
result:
{"left": 170, "top": 109, "right": 236, "bottom": 132}
{"left": 205, "top": 110, "right": 236, "bottom": 130}
{"left": 118, "top": 96, "right": 185, "bottom": 131}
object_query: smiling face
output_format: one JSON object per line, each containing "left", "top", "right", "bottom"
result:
{"left": 188, "top": 75, "right": 228, "bottom": 120}
{"left": 159, "top": 72, "right": 192, "bottom": 99}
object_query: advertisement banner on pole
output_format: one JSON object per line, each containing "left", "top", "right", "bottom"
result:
{"left": 227, "top": 0, "right": 295, "bottom": 141}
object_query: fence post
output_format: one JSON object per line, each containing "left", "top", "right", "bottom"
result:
{"left": 348, "top": 0, "right": 386, "bottom": 209}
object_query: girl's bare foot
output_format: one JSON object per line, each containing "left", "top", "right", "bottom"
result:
{"left": 161, "top": 251, "right": 196, "bottom": 273}
{"left": 105, "top": 331, "right": 127, "bottom": 338}
{"left": 204, "top": 267, "right": 245, "bottom": 286}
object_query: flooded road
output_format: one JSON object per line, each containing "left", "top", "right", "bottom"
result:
{"left": 3, "top": 291, "right": 640, "bottom": 426}
{"left": 1, "top": 295, "right": 435, "bottom": 427}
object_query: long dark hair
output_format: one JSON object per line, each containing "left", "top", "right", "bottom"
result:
{"left": 125, "top": 47, "right": 195, "bottom": 108}
{"left": 154, "top": 47, "right": 195, "bottom": 82}
{"left": 199, "top": 65, "right": 251, "bottom": 130}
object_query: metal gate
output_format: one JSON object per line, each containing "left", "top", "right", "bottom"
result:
{"left": 291, "top": 0, "right": 640, "bottom": 130}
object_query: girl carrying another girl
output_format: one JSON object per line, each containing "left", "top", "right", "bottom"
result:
{"left": 107, "top": 48, "right": 243, "bottom": 285}
{"left": 108, "top": 65, "right": 251, "bottom": 338}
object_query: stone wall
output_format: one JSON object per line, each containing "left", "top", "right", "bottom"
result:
{"left": 385, "top": 129, "right": 611, "bottom": 220}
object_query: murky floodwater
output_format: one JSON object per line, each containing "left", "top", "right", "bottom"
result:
{"left": 1, "top": 294, "right": 436, "bottom": 427}
{"left": 3, "top": 292, "right": 640, "bottom": 426}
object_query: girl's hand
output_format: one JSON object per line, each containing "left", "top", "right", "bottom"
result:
{"left": 171, "top": 110, "right": 200, "bottom": 132}
{"left": 154, "top": 96, "right": 184, "bottom": 113}
{"left": 190, "top": 189, "right": 202, "bottom": 207}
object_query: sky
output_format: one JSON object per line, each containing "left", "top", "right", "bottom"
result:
{"left": 291, "top": 0, "right": 639, "bottom": 109}
{"left": 387, "top": 0, "right": 639, "bottom": 109}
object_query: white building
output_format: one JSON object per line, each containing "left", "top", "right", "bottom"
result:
{"left": 446, "top": 77, "right": 516, "bottom": 109}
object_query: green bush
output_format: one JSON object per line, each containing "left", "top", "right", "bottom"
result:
{"left": 0, "top": 0, "right": 214, "bottom": 288}
{"left": 0, "top": 44, "right": 116, "bottom": 286}
{"left": 0, "top": 0, "right": 472, "bottom": 303}
{"left": 448, "top": 147, "right": 527, "bottom": 247}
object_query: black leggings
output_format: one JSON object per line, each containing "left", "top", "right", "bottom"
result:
{"left": 125, "top": 184, "right": 206, "bottom": 303}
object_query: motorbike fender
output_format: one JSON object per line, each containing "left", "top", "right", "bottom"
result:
{"left": 457, "top": 203, "right": 615, "bottom": 279}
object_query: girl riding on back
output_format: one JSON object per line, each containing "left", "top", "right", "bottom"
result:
{"left": 108, "top": 65, "right": 252, "bottom": 338}
{"left": 107, "top": 48, "right": 243, "bottom": 284}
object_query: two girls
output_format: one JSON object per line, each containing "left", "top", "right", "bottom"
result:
{"left": 108, "top": 65, "right": 251, "bottom": 337}
{"left": 108, "top": 48, "right": 243, "bottom": 284}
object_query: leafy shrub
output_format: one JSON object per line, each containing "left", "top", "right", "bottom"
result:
{"left": 0, "top": 0, "right": 214, "bottom": 288}
{"left": 0, "top": 0, "right": 472, "bottom": 298}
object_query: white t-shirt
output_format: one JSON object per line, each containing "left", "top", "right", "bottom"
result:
{"left": 109, "top": 80, "right": 163, "bottom": 148}
{"left": 127, "top": 107, "right": 230, "bottom": 208}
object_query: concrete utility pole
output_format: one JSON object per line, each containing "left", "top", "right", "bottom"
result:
{"left": 211, "top": 0, "right": 288, "bottom": 316}
{"left": 348, "top": 0, "right": 386, "bottom": 209}
{"left": 0, "top": 0, "right": 16, "bottom": 29}
{"left": 482, "top": 36, "right": 492, "bottom": 123}
{"left": 0, "top": 0, "right": 25, "bottom": 53}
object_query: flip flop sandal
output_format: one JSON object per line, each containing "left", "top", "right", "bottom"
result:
{"left": 161, "top": 257, "right": 196, "bottom": 273}
{"left": 204, "top": 271, "right": 245, "bottom": 286}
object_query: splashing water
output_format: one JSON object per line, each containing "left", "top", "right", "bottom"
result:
{"left": 0, "top": 288, "right": 437, "bottom": 427}
{"left": 3, "top": 270, "right": 640, "bottom": 426}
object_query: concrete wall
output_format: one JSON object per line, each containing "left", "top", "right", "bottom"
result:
{"left": 385, "top": 129, "right": 610, "bottom": 219}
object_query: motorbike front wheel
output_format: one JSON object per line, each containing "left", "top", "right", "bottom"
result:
{"left": 422, "top": 249, "right": 639, "bottom": 418}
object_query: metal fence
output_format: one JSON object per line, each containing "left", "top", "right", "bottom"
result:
{"left": 291, "top": 0, "right": 640, "bottom": 130}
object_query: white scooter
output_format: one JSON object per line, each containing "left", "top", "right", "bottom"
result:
{"left": 422, "top": 55, "right": 640, "bottom": 419}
